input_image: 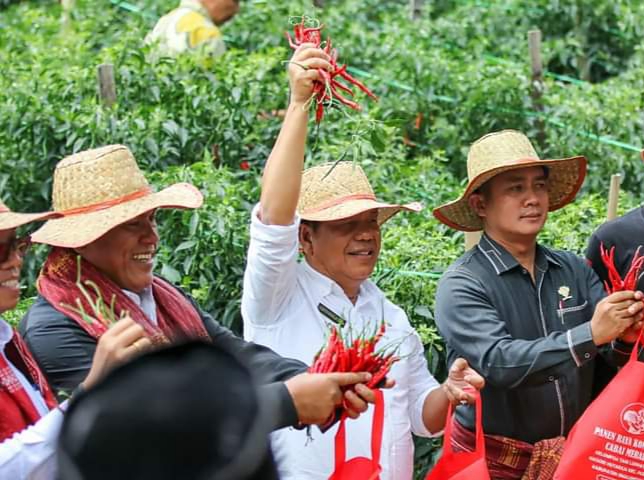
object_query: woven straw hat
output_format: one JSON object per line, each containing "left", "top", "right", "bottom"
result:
{"left": 0, "top": 200, "right": 57, "bottom": 231}
{"left": 31, "top": 145, "right": 203, "bottom": 248}
{"left": 433, "top": 130, "right": 586, "bottom": 232}
{"left": 297, "top": 161, "right": 422, "bottom": 224}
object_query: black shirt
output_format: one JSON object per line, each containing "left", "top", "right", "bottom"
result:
{"left": 435, "top": 234, "right": 630, "bottom": 444}
{"left": 19, "top": 284, "right": 307, "bottom": 430}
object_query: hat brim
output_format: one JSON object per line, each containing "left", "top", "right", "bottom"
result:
{"left": 300, "top": 199, "right": 423, "bottom": 225}
{"left": 31, "top": 183, "right": 203, "bottom": 248}
{"left": 433, "top": 156, "right": 587, "bottom": 232}
{"left": 0, "top": 211, "right": 59, "bottom": 232}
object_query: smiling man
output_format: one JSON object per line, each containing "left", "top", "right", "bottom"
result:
{"left": 19, "top": 145, "right": 375, "bottom": 434}
{"left": 433, "top": 130, "right": 644, "bottom": 478}
{"left": 241, "top": 44, "right": 484, "bottom": 480}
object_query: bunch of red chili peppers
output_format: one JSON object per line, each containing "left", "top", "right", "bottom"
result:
{"left": 286, "top": 16, "right": 378, "bottom": 123}
{"left": 310, "top": 320, "right": 398, "bottom": 390}
{"left": 599, "top": 242, "right": 644, "bottom": 293}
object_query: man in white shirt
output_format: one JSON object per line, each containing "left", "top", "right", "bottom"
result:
{"left": 242, "top": 42, "right": 484, "bottom": 480}
{"left": 0, "top": 203, "right": 151, "bottom": 480}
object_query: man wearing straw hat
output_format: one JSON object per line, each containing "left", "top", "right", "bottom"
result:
{"left": 19, "top": 145, "right": 375, "bottom": 433}
{"left": 241, "top": 43, "right": 484, "bottom": 480}
{"left": 0, "top": 201, "right": 151, "bottom": 479}
{"left": 433, "top": 130, "right": 644, "bottom": 478}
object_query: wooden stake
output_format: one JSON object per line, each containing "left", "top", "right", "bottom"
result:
{"left": 607, "top": 174, "right": 621, "bottom": 221}
{"left": 465, "top": 231, "right": 482, "bottom": 251}
{"left": 528, "top": 29, "right": 546, "bottom": 148}
{"left": 410, "top": 0, "right": 423, "bottom": 20}
{"left": 97, "top": 64, "right": 117, "bottom": 108}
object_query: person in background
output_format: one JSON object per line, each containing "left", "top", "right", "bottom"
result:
{"left": 0, "top": 201, "right": 149, "bottom": 480}
{"left": 433, "top": 130, "right": 644, "bottom": 478}
{"left": 145, "top": 0, "right": 239, "bottom": 58}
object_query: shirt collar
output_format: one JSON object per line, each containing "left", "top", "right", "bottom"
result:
{"left": 180, "top": 0, "right": 210, "bottom": 17}
{"left": 477, "top": 233, "right": 560, "bottom": 275}
{"left": 300, "top": 259, "right": 372, "bottom": 307}
{"left": 0, "top": 318, "right": 13, "bottom": 349}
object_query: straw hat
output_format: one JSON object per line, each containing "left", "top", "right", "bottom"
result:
{"left": 297, "top": 161, "right": 422, "bottom": 225}
{"left": 0, "top": 200, "right": 57, "bottom": 231}
{"left": 31, "top": 145, "right": 203, "bottom": 248}
{"left": 433, "top": 130, "right": 587, "bottom": 232}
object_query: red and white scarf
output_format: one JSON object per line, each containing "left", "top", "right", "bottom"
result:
{"left": 37, "top": 247, "right": 211, "bottom": 345}
{"left": 0, "top": 330, "right": 57, "bottom": 442}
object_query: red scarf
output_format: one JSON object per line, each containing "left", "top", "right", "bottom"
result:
{"left": 451, "top": 419, "right": 564, "bottom": 480}
{"left": 0, "top": 329, "right": 57, "bottom": 442}
{"left": 37, "top": 248, "right": 211, "bottom": 345}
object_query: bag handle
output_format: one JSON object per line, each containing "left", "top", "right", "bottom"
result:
{"left": 629, "top": 327, "right": 644, "bottom": 362}
{"left": 442, "top": 390, "right": 484, "bottom": 457}
{"left": 334, "top": 388, "right": 385, "bottom": 470}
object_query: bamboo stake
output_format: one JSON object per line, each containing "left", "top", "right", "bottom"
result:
{"left": 606, "top": 174, "right": 621, "bottom": 221}
{"left": 410, "top": 0, "right": 423, "bottom": 20}
{"left": 528, "top": 29, "right": 546, "bottom": 148}
{"left": 97, "top": 64, "right": 117, "bottom": 108}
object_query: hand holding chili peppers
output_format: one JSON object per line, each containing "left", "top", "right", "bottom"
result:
{"left": 285, "top": 16, "right": 378, "bottom": 123}
{"left": 599, "top": 243, "right": 644, "bottom": 293}
{"left": 286, "top": 42, "right": 333, "bottom": 106}
{"left": 594, "top": 242, "right": 644, "bottom": 344}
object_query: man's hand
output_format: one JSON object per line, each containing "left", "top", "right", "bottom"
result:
{"left": 342, "top": 378, "right": 396, "bottom": 419}
{"left": 82, "top": 317, "right": 152, "bottom": 389}
{"left": 285, "top": 372, "right": 371, "bottom": 425}
{"left": 287, "top": 43, "right": 332, "bottom": 106}
{"left": 591, "top": 291, "right": 644, "bottom": 346}
{"left": 443, "top": 357, "right": 485, "bottom": 406}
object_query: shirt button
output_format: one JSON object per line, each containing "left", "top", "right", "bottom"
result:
{"left": 522, "top": 269, "right": 528, "bottom": 275}
{"left": 584, "top": 353, "right": 591, "bottom": 359}
{"left": 548, "top": 375, "right": 555, "bottom": 382}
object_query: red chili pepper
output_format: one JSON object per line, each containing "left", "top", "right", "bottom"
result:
{"left": 239, "top": 161, "right": 250, "bottom": 171}
{"left": 599, "top": 242, "right": 644, "bottom": 293}
{"left": 285, "top": 18, "right": 377, "bottom": 123}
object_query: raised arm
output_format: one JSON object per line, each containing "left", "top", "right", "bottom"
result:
{"left": 259, "top": 43, "right": 332, "bottom": 225}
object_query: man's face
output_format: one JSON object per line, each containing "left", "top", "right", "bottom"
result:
{"left": 300, "top": 209, "right": 381, "bottom": 291}
{"left": 470, "top": 166, "right": 550, "bottom": 240}
{"left": 201, "top": 0, "right": 239, "bottom": 25}
{"left": 76, "top": 210, "right": 159, "bottom": 294}
{"left": 0, "top": 228, "right": 22, "bottom": 314}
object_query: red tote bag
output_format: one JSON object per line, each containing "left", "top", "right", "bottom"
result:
{"left": 555, "top": 335, "right": 644, "bottom": 480}
{"left": 426, "top": 392, "right": 490, "bottom": 480}
{"left": 328, "top": 388, "right": 384, "bottom": 480}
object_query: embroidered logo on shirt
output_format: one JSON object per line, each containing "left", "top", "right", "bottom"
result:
{"left": 558, "top": 286, "right": 572, "bottom": 302}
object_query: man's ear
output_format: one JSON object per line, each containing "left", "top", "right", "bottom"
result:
{"left": 298, "top": 224, "right": 313, "bottom": 256}
{"left": 468, "top": 193, "right": 486, "bottom": 220}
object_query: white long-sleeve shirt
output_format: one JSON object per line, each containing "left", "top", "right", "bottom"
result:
{"left": 241, "top": 206, "right": 440, "bottom": 480}
{"left": 0, "top": 319, "right": 66, "bottom": 480}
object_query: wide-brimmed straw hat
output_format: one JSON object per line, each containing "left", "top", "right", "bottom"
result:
{"left": 31, "top": 145, "right": 203, "bottom": 248}
{"left": 433, "top": 130, "right": 587, "bottom": 232}
{"left": 0, "top": 200, "right": 57, "bottom": 231}
{"left": 297, "top": 161, "right": 422, "bottom": 225}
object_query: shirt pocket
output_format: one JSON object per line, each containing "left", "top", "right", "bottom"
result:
{"left": 556, "top": 300, "right": 590, "bottom": 326}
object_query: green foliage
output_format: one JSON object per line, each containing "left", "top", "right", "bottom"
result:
{"left": 151, "top": 162, "right": 259, "bottom": 331}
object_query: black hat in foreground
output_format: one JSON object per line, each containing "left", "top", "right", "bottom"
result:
{"left": 57, "top": 341, "right": 278, "bottom": 480}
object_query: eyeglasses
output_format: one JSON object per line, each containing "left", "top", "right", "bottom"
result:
{"left": 0, "top": 236, "right": 31, "bottom": 263}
